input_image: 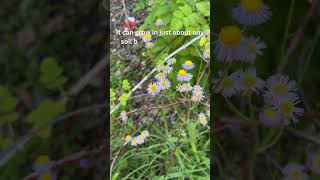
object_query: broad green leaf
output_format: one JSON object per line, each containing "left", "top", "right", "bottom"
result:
{"left": 178, "top": 5, "right": 193, "bottom": 16}
{"left": 170, "top": 18, "right": 183, "bottom": 31}
{"left": 118, "top": 93, "right": 131, "bottom": 105}
{"left": 195, "top": 2, "right": 210, "bottom": 16}
{"left": 173, "top": 10, "right": 184, "bottom": 19}
{"left": 26, "top": 100, "right": 65, "bottom": 138}
{"left": 110, "top": 88, "right": 116, "bottom": 101}
{"left": 199, "top": 37, "right": 207, "bottom": 47}
{"left": 122, "top": 80, "right": 131, "bottom": 91}
{"left": 39, "top": 57, "right": 67, "bottom": 90}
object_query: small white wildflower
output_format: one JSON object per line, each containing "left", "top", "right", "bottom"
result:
{"left": 235, "top": 67, "right": 264, "bottom": 93}
{"left": 145, "top": 41, "right": 154, "bottom": 49}
{"left": 141, "top": 33, "right": 152, "bottom": 42}
{"left": 120, "top": 111, "right": 128, "bottom": 123}
{"left": 283, "top": 163, "right": 308, "bottom": 180}
{"left": 141, "top": 130, "right": 150, "bottom": 139}
{"left": 232, "top": 0, "right": 272, "bottom": 26}
{"left": 158, "top": 79, "right": 171, "bottom": 90}
{"left": 136, "top": 135, "right": 145, "bottom": 145}
{"left": 162, "top": 65, "right": 173, "bottom": 75}
{"left": 198, "top": 113, "right": 208, "bottom": 126}
{"left": 167, "top": 58, "right": 176, "bottom": 65}
{"left": 155, "top": 72, "right": 167, "bottom": 81}
{"left": 155, "top": 18, "right": 165, "bottom": 26}
{"left": 177, "top": 69, "right": 192, "bottom": 81}
{"left": 191, "top": 92, "right": 205, "bottom": 102}
{"left": 131, "top": 137, "right": 138, "bottom": 146}
{"left": 182, "top": 60, "right": 195, "bottom": 70}
{"left": 147, "top": 83, "right": 160, "bottom": 95}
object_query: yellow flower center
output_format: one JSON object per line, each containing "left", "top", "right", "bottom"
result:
{"left": 201, "top": 119, "right": 207, "bottom": 124}
{"left": 265, "top": 110, "right": 275, "bottom": 119}
{"left": 241, "top": 0, "right": 263, "bottom": 12}
{"left": 279, "top": 101, "right": 294, "bottom": 116}
{"left": 271, "top": 84, "right": 288, "bottom": 96}
{"left": 156, "top": 18, "right": 162, "bottom": 22}
{"left": 132, "top": 139, "right": 137, "bottom": 144}
{"left": 40, "top": 172, "right": 52, "bottom": 180}
{"left": 160, "top": 81, "right": 167, "bottom": 86}
{"left": 150, "top": 84, "right": 157, "bottom": 91}
{"left": 291, "top": 170, "right": 301, "bottom": 179}
{"left": 219, "top": 26, "right": 242, "bottom": 45}
{"left": 125, "top": 135, "right": 131, "bottom": 141}
{"left": 242, "top": 75, "right": 257, "bottom": 88}
{"left": 220, "top": 77, "right": 234, "bottom": 88}
{"left": 185, "top": 60, "right": 193, "bottom": 66}
{"left": 314, "top": 155, "right": 320, "bottom": 167}
{"left": 157, "top": 73, "right": 164, "bottom": 77}
{"left": 248, "top": 42, "right": 257, "bottom": 53}
{"left": 146, "top": 42, "right": 152, "bottom": 46}
{"left": 144, "top": 33, "right": 150, "bottom": 39}
{"left": 36, "top": 155, "right": 50, "bottom": 164}
{"left": 178, "top": 70, "right": 186, "bottom": 76}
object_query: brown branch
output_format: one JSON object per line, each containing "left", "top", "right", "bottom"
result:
{"left": 165, "top": 133, "right": 182, "bottom": 177}
{"left": 23, "top": 144, "right": 107, "bottom": 180}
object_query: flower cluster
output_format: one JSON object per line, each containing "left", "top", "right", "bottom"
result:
{"left": 125, "top": 130, "right": 150, "bottom": 146}
{"left": 141, "top": 32, "right": 154, "bottom": 49}
{"left": 213, "top": 0, "right": 303, "bottom": 127}
{"left": 283, "top": 150, "right": 320, "bottom": 180}
{"left": 147, "top": 59, "right": 176, "bottom": 95}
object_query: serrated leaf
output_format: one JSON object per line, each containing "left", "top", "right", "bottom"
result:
{"left": 178, "top": 5, "right": 193, "bottom": 16}
{"left": 39, "top": 57, "right": 67, "bottom": 90}
{"left": 173, "top": 10, "right": 184, "bottom": 19}
{"left": 122, "top": 80, "right": 131, "bottom": 91}
{"left": 195, "top": 2, "right": 210, "bottom": 16}
{"left": 26, "top": 100, "right": 65, "bottom": 138}
{"left": 170, "top": 18, "right": 183, "bottom": 31}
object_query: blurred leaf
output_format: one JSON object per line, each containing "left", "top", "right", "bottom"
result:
{"left": 39, "top": 57, "right": 67, "bottom": 90}
{"left": 178, "top": 5, "right": 193, "bottom": 16}
{"left": 122, "top": 80, "right": 131, "bottom": 91}
{"left": 0, "top": 86, "right": 18, "bottom": 124}
{"left": 195, "top": 2, "right": 210, "bottom": 16}
{"left": 170, "top": 18, "right": 183, "bottom": 31}
{"left": 26, "top": 100, "right": 65, "bottom": 138}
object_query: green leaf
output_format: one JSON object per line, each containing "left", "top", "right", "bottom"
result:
{"left": 39, "top": 57, "right": 67, "bottom": 90}
{"left": 122, "top": 80, "right": 131, "bottom": 91}
{"left": 170, "top": 18, "right": 183, "bottom": 31}
{"left": 195, "top": 2, "right": 210, "bottom": 16}
{"left": 26, "top": 100, "right": 65, "bottom": 138}
{"left": 199, "top": 37, "right": 207, "bottom": 47}
{"left": 173, "top": 10, "right": 184, "bottom": 19}
{"left": 110, "top": 88, "right": 116, "bottom": 101}
{"left": 178, "top": 5, "right": 193, "bottom": 16}
{"left": 118, "top": 93, "right": 131, "bottom": 105}
{"left": 0, "top": 86, "right": 18, "bottom": 124}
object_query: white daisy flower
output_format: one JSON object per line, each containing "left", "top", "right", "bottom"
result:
{"left": 145, "top": 41, "right": 154, "bottom": 49}
{"left": 141, "top": 130, "right": 150, "bottom": 139}
{"left": 232, "top": 0, "right": 272, "bottom": 26}
{"left": 307, "top": 151, "right": 320, "bottom": 174}
{"left": 155, "top": 18, "right": 165, "bottom": 27}
{"left": 283, "top": 163, "right": 308, "bottom": 180}
{"left": 156, "top": 64, "right": 164, "bottom": 72}
{"left": 167, "top": 58, "right": 176, "bottom": 65}
{"left": 162, "top": 65, "right": 173, "bottom": 75}
{"left": 120, "top": 111, "right": 128, "bottom": 123}
{"left": 177, "top": 69, "right": 193, "bottom": 81}
{"left": 235, "top": 67, "right": 264, "bottom": 93}
{"left": 193, "top": 85, "right": 204, "bottom": 94}
{"left": 264, "top": 74, "right": 297, "bottom": 104}
{"left": 136, "top": 135, "right": 145, "bottom": 145}
{"left": 131, "top": 137, "right": 138, "bottom": 146}
{"left": 244, "top": 36, "right": 266, "bottom": 63}
{"left": 191, "top": 92, "right": 205, "bottom": 102}
{"left": 259, "top": 108, "right": 281, "bottom": 127}
{"left": 214, "top": 25, "right": 247, "bottom": 62}
{"left": 141, "top": 32, "right": 152, "bottom": 42}
{"left": 182, "top": 60, "right": 195, "bottom": 70}
{"left": 158, "top": 79, "right": 171, "bottom": 90}
{"left": 273, "top": 94, "right": 304, "bottom": 125}
{"left": 124, "top": 135, "right": 132, "bottom": 145}
{"left": 176, "top": 84, "right": 186, "bottom": 93}
{"left": 184, "top": 83, "right": 193, "bottom": 92}
{"left": 147, "top": 83, "right": 160, "bottom": 95}
{"left": 214, "top": 72, "right": 240, "bottom": 97}
{"left": 198, "top": 113, "right": 208, "bottom": 126}
{"left": 155, "top": 72, "right": 167, "bottom": 81}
